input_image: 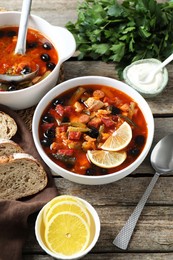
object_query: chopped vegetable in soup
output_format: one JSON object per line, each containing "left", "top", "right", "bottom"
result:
{"left": 39, "top": 85, "right": 148, "bottom": 176}
{"left": 0, "top": 26, "right": 58, "bottom": 91}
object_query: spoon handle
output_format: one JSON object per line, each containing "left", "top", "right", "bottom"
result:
{"left": 153, "top": 53, "right": 173, "bottom": 75}
{"left": 113, "top": 172, "right": 160, "bottom": 250}
{"left": 15, "top": 0, "right": 32, "bottom": 54}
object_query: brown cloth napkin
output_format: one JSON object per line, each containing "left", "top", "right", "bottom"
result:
{"left": 0, "top": 104, "right": 59, "bottom": 260}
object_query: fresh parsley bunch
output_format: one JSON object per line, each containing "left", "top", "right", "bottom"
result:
{"left": 66, "top": 0, "right": 173, "bottom": 77}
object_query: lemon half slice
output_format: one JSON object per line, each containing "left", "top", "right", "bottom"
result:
{"left": 43, "top": 195, "right": 84, "bottom": 224}
{"left": 45, "top": 200, "right": 91, "bottom": 226}
{"left": 101, "top": 121, "right": 132, "bottom": 151}
{"left": 45, "top": 211, "right": 90, "bottom": 256}
{"left": 87, "top": 150, "right": 127, "bottom": 168}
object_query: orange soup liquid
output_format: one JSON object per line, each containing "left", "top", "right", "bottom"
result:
{"left": 0, "top": 26, "right": 58, "bottom": 77}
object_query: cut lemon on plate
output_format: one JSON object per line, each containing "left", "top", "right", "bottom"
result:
{"left": 87, "top": 150, "right": 127, "bottom": 168}
{"left": 45, "top": 211, "right": 90, "bottom": 256}
{"left": 101, "top": 121, "right": 132, "bottom": 151}
{"left": 43, "top": 195, "right": 84, "bottom": 224}
{"left": 45, "top": 200, "right": 91, "bottom": 226}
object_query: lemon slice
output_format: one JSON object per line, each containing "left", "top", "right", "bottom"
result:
{"left": 45, "top": 200, "right": 91, "bottom": 226}
{"left": 87, "top": 150, "right": 127, "bottom": 168}
{"left": 101, "top": 121, "right": 132, "bottom": 151}
{"left": 45, "top": 211, "right": 90, "bottom": 256}
{"left": 43, "top": 195, "right": 84, "bottom": 224}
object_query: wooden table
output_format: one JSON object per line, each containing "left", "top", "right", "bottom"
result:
{"left": 1, "top": 1, "right": 173, "bottom": 259}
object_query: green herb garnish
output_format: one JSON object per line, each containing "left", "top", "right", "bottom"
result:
{"left": 66, "top": 0, "right": 173, "bottom": 78}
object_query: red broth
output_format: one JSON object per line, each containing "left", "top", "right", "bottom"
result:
{"left": 39, "top": 85, "right": 148, "bottom": 176}
{"left": 0, "top": 26, "right": 58, "bottom": 91}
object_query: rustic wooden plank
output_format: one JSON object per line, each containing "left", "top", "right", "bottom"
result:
{"left": 23, "top": 253, "right": 173, "bottom": 260}
{"left": 0, "top": 0, "right": 79, "bottom": 26}
{"left": 54, "top": 176, "right": 173, "bottom": 206}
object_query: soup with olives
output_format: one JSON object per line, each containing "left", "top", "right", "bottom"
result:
{"left": 39, "top": 85, "right": 148, "bottom": 176}
{"left": 0, "top": 26, "right": 58, "bottom": 91}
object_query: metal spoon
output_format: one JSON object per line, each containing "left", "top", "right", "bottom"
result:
{"left": 0, "top": 0, "right": 39, "bottom": 83}
{"left": 113, "top": 134, "right": 173, "bottom": 250}
{"left": 139, "top": 53, "right": 173, "bottom": 84}
{"left": 15, "top": 0, "right": 32, "bottom": 55}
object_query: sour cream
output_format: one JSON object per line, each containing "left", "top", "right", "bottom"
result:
{"left": 123, "top": 58, "right": 168, "bottom": 98}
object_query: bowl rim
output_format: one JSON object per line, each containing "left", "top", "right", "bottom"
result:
{"left": 35, "top": 196, "right": 101, "bottom": 259}
{"left": 32, "top": 76, "right": 154, "bottom": 184}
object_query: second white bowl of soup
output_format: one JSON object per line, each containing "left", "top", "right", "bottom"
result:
{"left": 0, "top": 12, "right": 76, "bottom": 109}
{"left": 32, "top": 76, "right": 154, "bottom": 185}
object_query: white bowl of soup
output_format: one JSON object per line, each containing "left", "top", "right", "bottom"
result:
{"left": 0, "top": 12, "right": 76, "bottom": 110}
{"left": 32, "top": 76, "right": 154, "bottom": 185}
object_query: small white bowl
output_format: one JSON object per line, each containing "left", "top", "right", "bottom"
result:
{"left": 0, "top": 12, "right": 76, "bottom": 110}
{"left": 35, "top": 196, "right": 100, "bottom": 260}
{"left": 32, "top": 76, "right": 154, "bottom": 185}
{"left": 123, "top": 58, "right": 168, "bottom": 98}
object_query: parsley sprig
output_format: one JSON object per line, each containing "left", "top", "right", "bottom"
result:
{"left": 66, "top": 0, "right": 173, "bottom": 77}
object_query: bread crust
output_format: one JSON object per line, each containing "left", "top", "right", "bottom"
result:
{"left": 0, "top": 138, "right": 24, "bottom": 156}
{"left": 0, "top": 111, "right": 17, "bottom": 139}
{"left": 0, "top": 153, "right": 48, "bottom": 200}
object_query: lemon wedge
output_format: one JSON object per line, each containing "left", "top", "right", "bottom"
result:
{"left": 101, "top": 121, "right": 132, "bottom": 151}
{"left": 45, "top": 211, "right": 90, "bottom": 256}
{"left": 87, "top": 150, "right": 127, "bottom": 168}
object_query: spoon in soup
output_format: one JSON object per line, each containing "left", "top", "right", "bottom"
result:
{"left": 0, "top": 0, "right": 39, "bottom": 83}
{"left": 113, "top": 133, "right": 173, "bottom": 250}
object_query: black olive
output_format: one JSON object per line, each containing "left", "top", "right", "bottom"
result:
{"left": 42, "top": 114, "right": 54, "bottom": 123}
{"left": 99, "top": 168, "right": 108, "bottom": 175}
{"left": 41, "top": 138, "right": 52, "bottom": 147}
{"left": 85, "top": 168, "right": 96, "bottom": 176}
{"left": 8, "top": 84, "right": 16, "bottom": 91}
{"left": 40, "top": 53, "right": 50, "bottom": 62}
{"left": 88, "top": 127, "right": 99, "bottom": 138}
{"left": 27, "top": 42, "right": 38, "bottom": 49}
{"left": 44, "top": 128, "right": 55, "bottom": 138}
{"left": 7, "top": 30, "right": 17, "bottom": 37}
{"left": 46, "top": 62, "right": 56, "bottom": 70}
{"left": 42, "top": 42, "right": 52, "bottom": 50}
{"left": 52, "top": 98, "right": 64, "bottom": 106}
{"left": 135, "top": 135, "right": 145, "bottom": 146}
{"left": 111, "top": 105, "right": 121, "bottom": 115}
{"left": 21, "top": 66, "right": 32, "bottom": 74}
{"left": 129, "top": 147, "right": 140, "bottom": 157}
{"left": 62, "top": 116, "right": 69, "bottom": 123}
{"left": 0, "top": 31, "right": 5, "bottom": 38}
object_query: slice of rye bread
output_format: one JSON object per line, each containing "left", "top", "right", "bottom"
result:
{"left": 0, "top": 111, "right": 17, "bottom": 139}
{"left": 0, "top": 139, "right": 24, "bottom": 156}
{"left": 0, "top": 153, "right": 48, "bottom": 200}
